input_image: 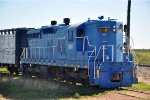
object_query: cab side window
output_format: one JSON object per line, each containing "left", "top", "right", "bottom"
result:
{"left": 77, "top": 29, "right": 84, "bottom": 37}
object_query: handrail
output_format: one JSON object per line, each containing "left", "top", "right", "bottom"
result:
{"left": 129, "top": 37, "right": 138, "bottom": 66}
{"left": 93, "top": 45, "right": 102, "bottom": 79}
{"left": 85, "top": 36, "right": 96, "bottom": 77}
{"left": 76, "top": 36, "right": 96, "bottom": 55}
{"left": 87, "top": 49, "right": 95, "bottom": 76}
{"left": 21, "top": 36, "right": 66, "bottom": 59}
{"left": 22, "top": 47, "right": 57, "bottom": 59}
{"left": 123, "top": 35, "right": 139, "bottom": 67}
{"left": 130, "top": 47, "right": 139, "bottom": 67}
{"left": 93, "top": 45, "right": 114, "bottom": 79}
{"left": 94, "top": 45, "right": 114, "bottom": 62}
{"left": 76, "top": 36, "right": 97, "bottom": 77}
{"left": 84, "top": 36, "right": 96, "bottom": 56}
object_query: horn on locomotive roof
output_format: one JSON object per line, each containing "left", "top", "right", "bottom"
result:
{"left": 63, "top": 18, "right": 70, "bottom": 25}
{"left": 51, "top": 20, "right": 57, "bottom": 26}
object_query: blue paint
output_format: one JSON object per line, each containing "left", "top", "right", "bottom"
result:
{"left": 20, "top": 18, "right": 138, "bottom": 88}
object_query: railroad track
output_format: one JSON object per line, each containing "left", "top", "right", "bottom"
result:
{"left": 138, "top": 64, "right": 150, "bottom": 67}
{"left": 116, "top": 88, "right": 150, "bottom": 99}
{"left": 122, "top": 88, "right": 150, "bottom": 95}
{"left": 117, "top": 92, "right": 145, "bottom": 99}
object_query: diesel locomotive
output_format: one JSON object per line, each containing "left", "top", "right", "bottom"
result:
{"left": 0, "top": 0, "right": 138, "bottom": 88}
{"left": 0, "top": 17, "right": 138, "bottom": 88}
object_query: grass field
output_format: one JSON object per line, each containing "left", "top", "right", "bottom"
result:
{"left": 0, "top": 78, "right": 150, "bottom": 100}
{"left": 0, "top": 67, "right": 8, "bottom": 73}
{"left": 0, "top": 78, "right": 110, "bottom": 100}
{"left": 130, "top": 82, "right": 150, "bottom": 91}
{"left": 134, "top": 49, "right": 150, "bottom": 65}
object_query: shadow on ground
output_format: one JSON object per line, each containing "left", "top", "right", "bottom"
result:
{"left": 0, "top": 75, "right": 111, "bottom": 100}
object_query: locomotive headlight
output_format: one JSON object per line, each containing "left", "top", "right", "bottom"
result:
{"left": 113, "top": 25, "right": 116, "bottom": 32}
{"left": 113, "top": 29, "right": 116, "bottom": 32}
{"left": 112, "top": 73, "right": 121, "bottom": 82}
{"left": 113, "top": 25, "right": 116, "bottom": 28}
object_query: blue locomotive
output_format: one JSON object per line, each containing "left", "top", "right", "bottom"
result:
{"left": 18, "top": 17, "right": 138, "bottom": 88}
{"left": 0, "top": 0, "right": 138, "bottom": 88}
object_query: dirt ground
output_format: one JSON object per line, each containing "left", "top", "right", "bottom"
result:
{"left": 137, "top": 66, "right": 150, "bottom": 85}
{"left": 0, "top": 66, "right": 150, "bottom": 100}
{"left": 0, "top": 95, "right": 9, "bottom": 100}
{"left": 83, "top": 93, "right": 139, "bottom": 100}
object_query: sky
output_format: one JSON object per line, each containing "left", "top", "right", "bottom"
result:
{"left": 0, "top": 0, "right": 150, "bottom": 49}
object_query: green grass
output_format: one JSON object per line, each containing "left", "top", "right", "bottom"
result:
{"left": 129, "top": 82, "right": 150, "bottom": 91}
{"left": 0, "top": 67, "right": 8, "bottom": 73}
{"left": 134, "top": 49, "right": 150, "bottom": 65}
{"left": 0, "top": 81, "right": 109, "bottom": 100}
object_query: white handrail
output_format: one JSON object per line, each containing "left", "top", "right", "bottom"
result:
{"left": 88, "top": 49, "right": 95, "bottom": 76}
{"left": 85, "top": 36, "right": 96, "bottom": 56}
{"left": 94, "top": 45, "right": 114, "bottom": 62}
{"left": 76, "top": 36, "right": 97, "bottom": 77}
{"left": 112, "top": 45, "right": 114, "bottom": 62}
{"left": 102, "top": 45, "right": 105, "bottom": 62}
{"left": 93, "top": 45, "right": 114, "bottom": 79}
{"left": 21, "top": 36, "right": 66, "bottom": 59}
{"left": 130, "top": 47, "right": 139, "bottom": 67}
{"left": 123, "top": 35, "right": 139, "bottom": 66}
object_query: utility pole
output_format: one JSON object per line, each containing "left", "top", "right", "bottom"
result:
{"left": 125, "top": 0, "right": 131, "bottom": 53}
